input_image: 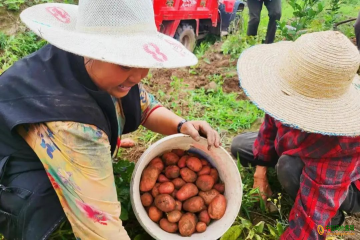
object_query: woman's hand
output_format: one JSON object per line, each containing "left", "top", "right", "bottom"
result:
{"left": 180, "top": 120, "right": 221, "bottom": 149}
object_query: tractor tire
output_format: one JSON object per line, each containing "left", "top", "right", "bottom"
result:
{"left": 175, "top": 23, "right": 196, "bottom": 52}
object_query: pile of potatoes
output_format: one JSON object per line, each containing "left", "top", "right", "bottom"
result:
{"left": 140, "top": 149, "right": 226, "bottom": 237}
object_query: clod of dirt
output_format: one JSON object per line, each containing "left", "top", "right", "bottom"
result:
{"left": 214, "top": 53, "right": 222, "bottom": 60}
{"left": 207, "top": 81, "right": 218, "bottom": 91}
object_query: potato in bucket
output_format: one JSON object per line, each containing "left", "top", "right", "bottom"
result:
{"left": 130, "top": 134, "right": 242, "bottom": 239}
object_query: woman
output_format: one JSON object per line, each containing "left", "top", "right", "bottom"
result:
{"left": 0, "top": 1, "right": 220, "bottom": 239}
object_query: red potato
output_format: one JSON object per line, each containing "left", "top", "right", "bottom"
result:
{"left": 165, "top": 165, "right": 180, "bottom": 179}
{"left": 198, "top": 210, "right": 211, "bottom": 225}
{"left": 175, "top": 200, "right": 182, "bottom": 211}
{"left": 186, "top": 157, "right": 203, "bottom": 172}
{"left": 172, "top": 178, "right": 186, "bottom": 189}
{"left": 196, "top": 175, "right": 215, "bottom": 191}
{"left": 140, "top": 193, "right": 153, "bottom": 207}
{"left": 148, "top": 206, "right": 163, "bottom": 222}
{"left": 198, "top": 166, "right": 211, "bottom": 176}
{"left": 210, "top": 168, "right": 219, "bottom": 183}
{"left": 208, "top": 194, "right": 227, "bottom": 220}
{"left": 162, "top": 152, "right": 180, "bottom": 166}
{"left": 200, "top": 204, "right": 207, "bottom": 211}
{"left": 183, "top": 196, "right": 205, "bottom": 213}
{"left": 151, "top": 183, "right": 161, "bottom": 198}
{"left": 158, "top": 182, "right": 175, "bottom": 194}
{"left": 172, "top": 149, "right": 185, "bottom": 157}
{"left": 157, "top": 174, "right": 170, "bottom": 183}
{"left": 213, "top": 183, "right": 225, "bottom": 194}
{"left": 180, "top": 168, "right": 197, "bottom": 183}
{"left": 178, "top": 155, "right": 189, "bottom": 168}
{"left": 196, "top": 222, "right": 207, "bottom": 233}
{"left": 179, "top": 213, "right": 197, "bottom": 237}
{"left": 154, "top": 194, "right": 176, "bottom": 213}
{"left": 167, "top": 210, "right": 182, "bottom": 223}
{"left": 171, "top": 189, "right": 178, "bottom": 199}
{"left": 176, "top": 183, "right": 199, "bottom": 201}
{"left": 149, "top": 157, "right": 164, "bottom": 172}
{"left": 201, "top": 159, "right": 209, "bottom": 166}
{"left": 159, "top": 218, "right": 178, "bottom": 233}
{"left": 140, "top": 166, "right": 161, "bottom": 192}
{"left": 198, "top": 189, "right": 220, "bottom": 205}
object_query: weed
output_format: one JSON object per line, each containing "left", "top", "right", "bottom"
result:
{"left": 1, "top": 0, "right": 25, "bottom": 10}
{"left": 0, "top": 31, "right": 47, "bottom": 73}
{"left": 277, "top": 0, "right": 325, "bottom": 40}
{"left": 323, "top": 0, "right": 343, "bottom": 29}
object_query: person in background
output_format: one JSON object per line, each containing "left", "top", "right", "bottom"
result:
{"left": 0, "top": 1, "right": 220, "bottom": 239}
{"left": 355, "top": 11, "right": 360, "bottom": 50}
{"left": 246, "top": 0, "right": 282, "bottom": 43}
{"left": 232, "top": 31, "right": 360, "bottom": 239}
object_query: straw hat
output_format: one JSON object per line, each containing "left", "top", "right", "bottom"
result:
{"left": 19, "top": 0, "right": 198, "bottom": 68}
{"left": 237, "top": 31, "right": 360, "bottom": 136}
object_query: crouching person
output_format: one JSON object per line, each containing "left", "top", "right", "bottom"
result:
{"left": 232, "top": 31, "right": 360, "bottom": 239}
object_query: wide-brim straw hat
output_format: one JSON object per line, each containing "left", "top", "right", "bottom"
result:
{"left": 237, "top": 31, "right": 360, "bottom": 136}
{"left": 19, "top": 0, "right": 198, "bottom": 68}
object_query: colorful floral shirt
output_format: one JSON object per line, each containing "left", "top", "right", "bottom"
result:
{"left": 17, "top": 83, "right": 161, "bottom": 240}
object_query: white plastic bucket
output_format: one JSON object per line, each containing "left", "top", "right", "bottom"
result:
{"left": 130, "top": 134, "right": 243, "bottom": 240}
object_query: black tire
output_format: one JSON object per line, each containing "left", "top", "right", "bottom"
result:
{"left": 175, "top": 23, "right": 196, "bottom": 52}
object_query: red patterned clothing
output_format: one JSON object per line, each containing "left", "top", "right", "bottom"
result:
{"left": 253, "top": 114, "right": 360, "bottom": 239}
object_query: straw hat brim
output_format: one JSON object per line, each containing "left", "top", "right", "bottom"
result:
{"left": 237, "top": 41, "right": 360, "bottom": 136}
{"left": 20, "top": 3, "right": 198, "bottom": 68}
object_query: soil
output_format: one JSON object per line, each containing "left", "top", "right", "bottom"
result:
{"left": 344, "top": 214, "right": 360, "bottom": 240}
{"left": 144, "top": 41, "right": 247, "bottom": 100}
{"left": 0, "top": 8, "right": 22, "bottom": 35}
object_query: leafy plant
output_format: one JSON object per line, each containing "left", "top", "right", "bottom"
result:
{"left": 277, "top": 0, "right": 324, "bottom": 40}
{"left": 221, "top": 217, "right": 284, "bottom": 240}
{"left": 323, "top": 0, "right": 343, "bottom": 29}
{"left": 0, "top": 31, "right": 47, "bottom": 74}
{"left": 2, "top": 0, "right": 25, "bottom": 10}
{"left": 113, "top": 160, "right": 151, "bottom": 239}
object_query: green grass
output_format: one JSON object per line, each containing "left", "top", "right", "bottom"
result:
{"left": 0, "top": 31, "right": 47, "bottom": 73}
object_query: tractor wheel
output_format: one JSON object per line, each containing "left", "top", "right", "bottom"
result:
{"left": 175, "top": 23, "right": 196, "bottom": 52}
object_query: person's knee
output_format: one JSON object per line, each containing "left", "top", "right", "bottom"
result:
{"left": 277, "top": 155, "right": 303, "bottom": 192}
{"left": 230, "top": 135, "right": 247, "bottom": 158}
{"left": 276, "top": 155, "right": 293, "bottom": 179}
{"left": 269, "top": 10, "right": 281, "bottom": 20}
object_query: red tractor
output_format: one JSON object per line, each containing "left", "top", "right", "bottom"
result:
{"left": 153, "top": 0, "right": 245, "bottom": 51}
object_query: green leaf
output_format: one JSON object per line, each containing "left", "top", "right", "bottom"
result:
{"left": 134, "top": 233, "right": 152, "bottom": 240}
{"left": 259, "top": 197, "right": 266, "bottom": 213}
{"left": 247, "top": 229, "right": 255, "bottom": 239}
{"left": 276, "top": 222, "right": 285, "bottom": 235}
{"left": 267, "top": 224, "right": 277, "bottom": 237}
{"left": 220, "top": 225, "right": 243, "bottom": 240}
{"left": 120, "top": 205, "right": 129, "bottom": 221}
{"left": 254, "top": 221, "right": 265, "bottom": 233}
{"left": 317, "top": 2, "right": 324, "bottom": 12}
{"left": 240, "top": 218, "right": 253, "bottom": 229}
{"left": 254, "top": 234, "right": 262, "bottom": 240}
